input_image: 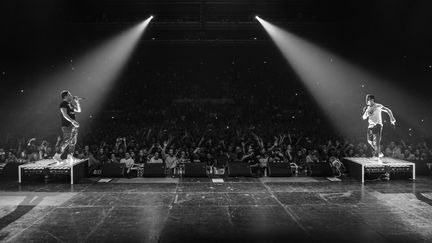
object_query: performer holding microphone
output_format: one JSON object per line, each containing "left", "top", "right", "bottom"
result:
{"left": 362, "top": 94, "right": 396, "bottom": 160}
{"left": 53, "top": 90, "right": 82, "bottom": 163}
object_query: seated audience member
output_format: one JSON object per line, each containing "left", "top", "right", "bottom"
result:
{"left": 38, "top": 141, "right": 51, "bottom": 160}
{"left": 120, "top": 152, "right": 135, "bottom": 177}
{"left": 329, "top": 156, "right": 345, "bottom": 177}
{"left": 25, "top": 138, "right": 39, "bottom": 159}
{"left": 29, "top": 152, "right": 39, "bottom": 162}
{"left": 178, "top": 151, "right": 190, "bottom": 164}
{"left": 149, "top": 152, "right": 163, "bottom": 163}
{"left": 392, "top": 145, "right": 404, "bottom": 159}
{"left": 79, "top": 145, "right": 100, "bottom": 174}
{"left": 214, "top": 149, "right": 229, "bottom": 169}
{"left": 269, "top": 149, "right": 284, "bottom": 163}
{"left": 163, "top": 148, "right": 178, "bottom": 176}
{"left": 130, "top": 151, "right": 137, "bottom": 161}
{"left": 17, "top": 152, "right": 28, "bottom": 163}
{"left": 305, "top": 150, "right": 319, "bottom": 163}
{"left": 242, "top": 147, "right": 259, "bottom": 175}
{"left": 110, "top": 153, "right": 119, "bottom": 163}
{"left": 5, "top": 151, "right": 18, "bottom": 163}
{"left": 292, "top": 149, "right": 306, "bottom": 170}
{"left": 0, "top": 149, "right": 6, "bottom": 164}
{"left": 404, "top": 149, "right": 416, "bottom": 161}
{"left": 42, "top": 146, "right": 54, "bottom": 159}
{"left": 257, "top": 150, "right": 269, "bottom": 176}
{"left": 95, "top": 148, "right": 110, "bottom": 164}
{"left": 136, "top": 149, "right": 148, "bottom": 164}
{"left": 191, "top": 153, "right": 201, "bottom": 163}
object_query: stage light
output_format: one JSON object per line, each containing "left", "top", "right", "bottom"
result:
{"left": 255, "top": 16, "right": 259, "bottom": 20}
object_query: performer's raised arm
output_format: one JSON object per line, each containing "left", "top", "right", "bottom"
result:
{"left": 362, "top": 106, "right": 370, "bottom": 120}
{"left": 73, "top": 97, "right": 82, "bottom": 113}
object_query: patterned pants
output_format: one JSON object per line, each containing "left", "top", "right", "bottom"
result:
{"left": 367, "top": 124, "right": 382, "bottom": 156}
{"left": 60, "top": 126, "right": 78, "bottom": 155}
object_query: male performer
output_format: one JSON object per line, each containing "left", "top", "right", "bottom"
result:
{"left": 53, "top": 90, "right": 81, "bottom": 163}
{"left": 362, "top": 94, "right": 396, "bottom": 159}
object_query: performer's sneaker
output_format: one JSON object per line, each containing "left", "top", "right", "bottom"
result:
{"left": 67, "top": 154, "right": 75, "bottom": 164}
{"left": 378, "top": 153, "right": 384, "bottom": 158}
{"left": 53, "top": 153, "right": 62, "bottom": 163}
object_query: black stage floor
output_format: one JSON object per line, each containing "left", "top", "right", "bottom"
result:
{"left": 1, "top": 176, "right": 432, "bottom": 243}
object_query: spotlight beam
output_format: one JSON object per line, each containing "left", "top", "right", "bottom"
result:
{"left": 20, "top": 16, "right": 153, "bottom": 134}
{"left": 256, "top": 17, "right": 426, "bottom": 138}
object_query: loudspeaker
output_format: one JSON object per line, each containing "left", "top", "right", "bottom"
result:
{"left": 101, "top": 163, "right": 125, "bottom": 177}
{"left": 183, "top": 163, "right": 207, "bottom": 177}
{"left": 268, "top": 162, "right": 292, "bottom": 177}
{"left": 413, "top": 160, "right": 430, "bottom": 176}
{"left": 307, "top": 162, "right": 333, "bottom": 177}
{"left": 0, "top": 162, "right": 20, "bottom": 179}
{"left": 228, "top": 162, "right": 251, "bottom": 177}
{"left": 143, "top": 163, "right": 166, "bottom": 177}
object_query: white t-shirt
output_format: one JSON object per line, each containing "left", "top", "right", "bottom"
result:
{"left": 165, "top": 155, "right": 178, "bottom": 168}
{"left": 120, "top": 158, "right": 134, "bottom": 168}
{"left": 367, "top": 103, "right": 383, "bottom": 128}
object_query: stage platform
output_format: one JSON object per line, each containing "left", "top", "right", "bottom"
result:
{"left": 18, "top": 159, "right": 88, "bottom": 184}
{"left": 343, "top": 157, "right": 415, "bottom": 182}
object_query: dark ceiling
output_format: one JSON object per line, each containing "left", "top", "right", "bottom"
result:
{"left": 0, "top": 0, "right": 351, "bottom": 41}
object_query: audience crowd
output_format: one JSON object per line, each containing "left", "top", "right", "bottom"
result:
{"left": 1, "top": 103, "right": 430, "bottom": 177}
{"left": 1, "top": 63, "right": 431, "bottom": 177}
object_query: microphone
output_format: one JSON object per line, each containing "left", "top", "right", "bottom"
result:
{"left": 74, "top": 96, "right": 86, "bottom": 100}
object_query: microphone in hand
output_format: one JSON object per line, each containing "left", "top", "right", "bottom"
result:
{"left": 74, "top": 96, "right": 85, "bottom": 101}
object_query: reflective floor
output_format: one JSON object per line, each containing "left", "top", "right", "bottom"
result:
{"left": 1, "top": 176, "right": 432, "bottom": 243}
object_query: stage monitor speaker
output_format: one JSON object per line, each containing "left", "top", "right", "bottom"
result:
{"left": 183, "top": 162, "right": 207, "bottom": 177}
{"left": 101, "top": 163, "right": 125, "bottom": 177}
{"left": 307, "top": 162, "right": 333, "bottom": 177}
{"left": 0, "top": 162, "right": 20, "bottom": 179}
{"left": 413, "top": 160, "right": 431, "bottom": 176}
{"left": 228, "top": 162, "right": 251, "bottom": 177}
{"left": 143, "top": 163, "right": 166, "bottom": 177}
{"left": 268, "top": 162, "right": 292, "bottom": 177}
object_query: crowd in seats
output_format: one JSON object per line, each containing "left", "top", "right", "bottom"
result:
{"left": 1, "top": 124, "right": 431, "bottom": 178}
{"left": 1, "top": 63, "right": 431, "bottom": 177}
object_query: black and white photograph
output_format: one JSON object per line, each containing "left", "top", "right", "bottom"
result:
{"left": 0, "top": 0, "right": 432, "bottom": 242}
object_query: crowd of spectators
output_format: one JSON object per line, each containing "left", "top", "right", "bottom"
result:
{"left": 1, "top": 111, "right": 430, "bottom": 177}
{"left": 1, "top": 62, "right": 431, "bottom": 177}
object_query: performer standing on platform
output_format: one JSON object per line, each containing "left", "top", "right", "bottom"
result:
{"left": 362, "top": 94, "right": 396, "bottom": 159}
{"left": 53, "top": 90, "right": 81, "bottom": 163}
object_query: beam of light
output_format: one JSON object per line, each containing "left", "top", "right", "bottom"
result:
{"left": 257, "top": 16, "right": 427, "bottom": 139}
{"left": 21, "top": 17, "right": 153, "bottom": 136}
